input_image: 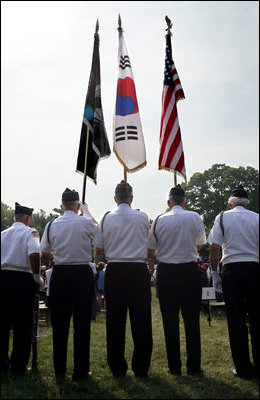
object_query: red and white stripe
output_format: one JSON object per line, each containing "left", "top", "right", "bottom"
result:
{"left": 159, "top": 61, "right": 187, "bottom": 182}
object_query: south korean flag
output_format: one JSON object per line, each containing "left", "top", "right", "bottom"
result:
{"left": 113, "top": 29, "right": 146, "bottom": 173}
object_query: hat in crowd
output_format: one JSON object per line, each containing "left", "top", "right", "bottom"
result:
{"left": 231, "top": 184, "right": 248, "bottom": 199}
{"left": 169, "top": 184, "right": 185, "bottom": 198}
{"left": 15, "top": 202, "right": 34, "bottom": 216}
{"left": 62, "top": 188, "right": 80, "bottom": 202}
{"left": 115, "top": 180, "right": 133, "bottom": 196}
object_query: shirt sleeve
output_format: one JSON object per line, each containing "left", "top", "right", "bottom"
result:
{"left": 89, "top": 219, "right": 98, "bottom": 239}
{"left": 207, "top": 214, "right": 224, "bottom": 245}
{"left": 196, "top": 215, "right": 207, "bottom": 246}
{"left": 27, "top": 229, "right": 40, "bottom": 255}
{"left": 40, "top": 221, "right": 52, "bottom": 253}
{"left": 93, "top": 225, "right": 104, "bottom": 248}
{"left": 147, "top": 221, "right": 158, "bottom": 250}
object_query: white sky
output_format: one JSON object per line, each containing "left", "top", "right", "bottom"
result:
{"left": 1, "top": 1, "right": 259, "bottom": 221}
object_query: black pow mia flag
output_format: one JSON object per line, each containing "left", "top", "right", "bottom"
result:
{"left": 76, "top": 29, "right": 111, "bottom": 184}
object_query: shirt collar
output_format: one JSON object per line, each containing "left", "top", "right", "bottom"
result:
{"left": 13, "top": 222, "right": 26, "bottom": 227}
{"left": 171, "top": 205, "right": 184, "bottom": 212}
{"left": 63, "top": 210, "right": 78, "bottom": 216}
{"left": 117, "top": 203, "right": 131, "bottom": 210}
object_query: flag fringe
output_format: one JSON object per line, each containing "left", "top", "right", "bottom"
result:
{"left": 114, "top": 148, "right": 147, "bottom": 173}
{"left": 158, "top": 165, "right": 187, "bottom": 183}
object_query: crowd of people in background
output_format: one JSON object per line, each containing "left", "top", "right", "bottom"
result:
{"left": 1, "top": 183, "right": 258, "bottom": 382}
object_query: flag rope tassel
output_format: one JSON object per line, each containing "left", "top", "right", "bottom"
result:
{"left": 82, "top": 127, "right": 90, "bottom": 204}
{"left": 124, "top": 169, "right": 127, "bottom": 182}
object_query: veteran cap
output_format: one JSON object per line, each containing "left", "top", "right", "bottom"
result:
{"left": 62, "top": 188, "right": 80, "bottom": 202}
{"left": 15, "top": 202, "right": 34, "bottom": 216}
{"left": 115, "top": 180, "right": 133, "bottom": 196}
{"left": 231, "top": 184, "right": 248, "bottom": 198}
{"left": 169, "top": 184, "right": 185, "bottom": 198}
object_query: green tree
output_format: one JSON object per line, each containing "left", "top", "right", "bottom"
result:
{"left": 31, "top": 210, "right": 59, "bottom": 238}
{"left": 183, "top": 164, "right": 259, "bottom": 233}
{"left": 1, "top": 202, "right": 60, "bottom": 237}
{"left": 1, "top": 202, "right": 14, "bottom": 231}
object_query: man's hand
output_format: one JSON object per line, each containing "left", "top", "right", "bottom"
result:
{"left": 80, "top": 202, "right": 99, "bottom": 225}
{"left": 33, "top": 274, "right": 44, "bottom": 289}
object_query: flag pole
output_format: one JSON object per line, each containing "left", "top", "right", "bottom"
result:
{"left": 118, "top": 14, "right": 125, "bottom": 182}
{"left": 118, "top": 13, "right": 122, "bottom": 32}
{"left": 174, "top": 170, "right": 177, "bottom": 186}
{"left": 81, "top": 20, "right": 99, "bottom": 205}
{"left": 166, "top": 17, "right": 175, "bottom": 188}
{"left": 82, "top": 126, "right": 90, "bottom": 204}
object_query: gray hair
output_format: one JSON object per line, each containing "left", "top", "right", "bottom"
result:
{"left": 62, "top": 200, "right": 80, "bottom": 210}
{"left": 14, "top": 214, "right": 30, "bottom": 220}
{"left": 228, "top": 196, "right": 250, "bottom": 208}
{"left": 168, "top": 195, "right": 186, "bottom": 205}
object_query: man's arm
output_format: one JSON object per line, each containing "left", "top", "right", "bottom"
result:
{"left": 209, "top": 243, "right": 221, "bottom": 271}
{"left": 29, "top": 253, "right": 40, "bottom": 274}
{"left": 148, "top": 249, "right": 157, "bottom": 260}
{"left": 96, "top": 247, "right": 105, "bottom": 257}
{"left": 41, "top": 251, "right": 54, "bottom": 260}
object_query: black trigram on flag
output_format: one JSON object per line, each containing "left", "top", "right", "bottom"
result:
{"left": 119, "top": 55, "right": 131, "bottom": 69}
{"left": 115, "top": 126, "right": 138, "bottom": 142}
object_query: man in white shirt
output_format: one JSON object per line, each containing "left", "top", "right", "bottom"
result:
{"left": 148, "top": 185, "right": 206, "bottom": 376}
{"left": 40, "top": 188, "right": 97, "bottom": 381}
{"left": 1, "top": 202, "right": 41, "bottom": 375}
{"left": 94, "top": 180, "right": 153, "bottom": 378}
{"left": 208, "top": 185, "right": 259, "bottom": 379}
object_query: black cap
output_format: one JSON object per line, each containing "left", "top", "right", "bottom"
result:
{"left": 231, "top": 184, "right": 248, "bottom": 198}
{"left": 62, "top": 188, "right": 80, "bottom": 202}
{"left": 115, "top": 180, "right": 133, "bottom": 196}
{"left": 15, "top": 202, "right": 33, "bottom": 216}
{"left": 169, "top": 184, "right": 185, "bottom": 198}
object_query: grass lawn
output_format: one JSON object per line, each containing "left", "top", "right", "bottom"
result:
{"left": 1, "top": 287, "right": 259, "bottom": 399}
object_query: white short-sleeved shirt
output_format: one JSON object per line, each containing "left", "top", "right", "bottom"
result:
{"left": 1, "top": 222, "right": 40, "bottom": 273}
{"left": 40, "top": 210, "right": 97, "bottom": 264}
{"left": 148, "top": 206, "right": 206, "bottom": 264}
{"left": 94, "top": 203, "right": 150, "bottom": 262}
{"left": 207, "top": 206, "right": 259, "bottom": 264}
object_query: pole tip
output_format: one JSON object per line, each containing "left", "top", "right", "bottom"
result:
{"left": 118, "top": 14, "right": 122, "bottom": 31}
{"left": 165, "top": 15, "right": 172, "bottom": 35}
{"left": 95, "top": 19, "right": 99, "bottom": 34}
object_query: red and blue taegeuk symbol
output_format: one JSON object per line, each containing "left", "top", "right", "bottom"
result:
{"left": 116, "top": 77, "right": 139, "bottom": 116}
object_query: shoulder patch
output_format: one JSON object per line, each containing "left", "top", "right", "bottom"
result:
{"left": 32, "top": 231, "right": 40, "bottom": 238}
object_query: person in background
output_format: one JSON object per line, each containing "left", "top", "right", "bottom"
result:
{"left": 40, "top": 188, "right": 98, "bottom": 381}
{"left": 96, "top": 261, "right": 106, "bottom": 312}
{"left": 45, "top": 261, "right": 54, "bottom": 325}
{"left": 89, "top": 261, "right": 98, "bottom": 321}
{"left": 94, "top": 180, "right": 153, "bottom": 378}
{"left": 208, "top": 184, "right": 259, "bottom": 379}
{"left": 1, "top": 202, "right": 42, "bottom": 376}
{"left": 148, "top": 185, "right": 206, "bottom": 376}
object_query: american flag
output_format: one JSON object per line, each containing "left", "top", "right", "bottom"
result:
{"left": 158, "top": 33, "right": 187, "bottom": 182}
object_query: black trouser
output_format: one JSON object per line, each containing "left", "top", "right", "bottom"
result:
{"left": 222, "top": 262, "right": 259, "bottom": 376}
{"left": 157, "top": 262, "right": 202, "bottom": 373}
{"left": 0, "top": 270, "right": 36, "bottom": 374}
{"left": 105, "top": 262, "right": 153, "bottom": 377}
{"left": 49, "top": 264, "right": 94, "bottom": 377}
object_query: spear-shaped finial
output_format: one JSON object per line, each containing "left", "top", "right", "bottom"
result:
{"left": 118, "top": 14, "right": 122, "bottom": 32}
{"left": 165, "top": 15, "right": 172, "bottom": 35}
{"left": 95, "top": 19, "right": 99, "bottom": 34}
